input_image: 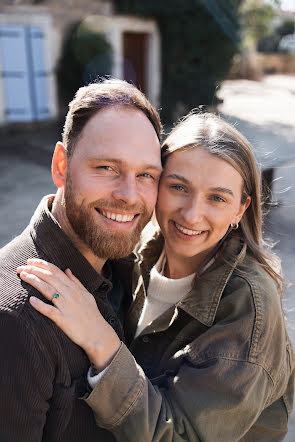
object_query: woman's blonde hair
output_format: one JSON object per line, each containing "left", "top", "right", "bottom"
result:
{"left": 162, "top": 111, "right": 283, "bottom": 296}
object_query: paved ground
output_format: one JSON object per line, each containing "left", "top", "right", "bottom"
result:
{"left": 0, "top": 74, "right": 294, "bottom": 439}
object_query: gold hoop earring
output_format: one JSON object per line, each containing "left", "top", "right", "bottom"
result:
{"left": 230, "top": 223, "right": 239, "bottom": 230}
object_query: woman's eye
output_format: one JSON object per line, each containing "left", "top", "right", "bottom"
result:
{"left": 171, "top": 184, "right": 185, "bottom": 192}
{"left": 211, "top": 195, "right": 225, "bottom": 203}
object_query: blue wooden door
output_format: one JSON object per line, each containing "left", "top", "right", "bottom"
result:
{"left": 0, "top": 24, "right": 49, "bottom": 122}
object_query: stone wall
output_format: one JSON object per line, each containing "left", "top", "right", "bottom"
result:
{"left": 0, "top": 0, "right": 114, "bottom": 32}
{"left": 258, "top": 53, "right": 295, "bottom": 74}
{"left": 229, "top": 51, "right": 295, "bottom": 80}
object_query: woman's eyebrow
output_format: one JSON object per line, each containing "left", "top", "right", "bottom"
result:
{"left": 210, "top": 186, "right": 234, "bottom": 196}
{"left": 165, "top": 173, "right": 190, "bottom": 184}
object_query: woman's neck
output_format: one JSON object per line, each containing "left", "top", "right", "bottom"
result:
{"left": 163, "top": 250, "right": 200, "bottom": 279}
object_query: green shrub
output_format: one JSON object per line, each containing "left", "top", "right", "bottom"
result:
{"left": 114, "top": 0, "right": 241, "bottom": 122}
{"left": 57, "top": 20, "right": 113, "bottom": 109}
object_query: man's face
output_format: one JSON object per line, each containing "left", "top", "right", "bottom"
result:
{"left": 64, "top": 106, "right": 162, "bottom": 259}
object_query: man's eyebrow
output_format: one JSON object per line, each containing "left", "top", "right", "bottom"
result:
{"left": 210, "top": 186, "right": 234, "bottom": 197}
{"left": 88, "top": 157, "right": 162, "bottom": 173}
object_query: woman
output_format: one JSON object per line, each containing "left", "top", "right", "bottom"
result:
{"left": 17, "top": 113, "right": 294, "bottom": 441}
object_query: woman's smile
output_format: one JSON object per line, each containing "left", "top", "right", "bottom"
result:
{"left": 171, "top": 221, "right": 207, "bottom": 239}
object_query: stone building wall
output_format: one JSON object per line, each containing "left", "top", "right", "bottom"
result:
{"left": 0, "top": 0, "right": 161, "bottom": 122}
{"left": 0, "top": 0, "right": 114, "bottom": 33}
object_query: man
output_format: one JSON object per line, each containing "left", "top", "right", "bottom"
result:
{"left": 0, "top": 79, "right": 162, "bottom": 441}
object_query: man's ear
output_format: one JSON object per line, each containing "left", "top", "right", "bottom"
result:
{"left": 52, "top": 142, "right": 67, "bottom": 188}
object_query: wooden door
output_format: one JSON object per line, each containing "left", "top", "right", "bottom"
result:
{"left": 123, "top": 32, "right": 147, "bottom": 93}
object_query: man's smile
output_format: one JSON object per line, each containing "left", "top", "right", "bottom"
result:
{"left": 95, "top": 208, "right": 140, "bottom": 227}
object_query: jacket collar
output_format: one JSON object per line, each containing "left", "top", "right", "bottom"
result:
{"left": 138, "top": 230, "right": 247, "bottom": 327}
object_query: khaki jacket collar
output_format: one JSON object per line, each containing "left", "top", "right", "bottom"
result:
{"left": 137, "top": 231, "right": 247, "bottom": 328}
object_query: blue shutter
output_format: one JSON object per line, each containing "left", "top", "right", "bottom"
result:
{"left": 0, "top": 24, "right": 49, "bottom": 122}
{"left": 28, "top": 26, "right": 49, "bottom": 120}
{"left": 0, "top": 25, "right": 33, "bottom": 121}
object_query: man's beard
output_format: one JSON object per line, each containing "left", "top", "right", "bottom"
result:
{"left": 64, "top": 177, "right": 152, "bottom": 260}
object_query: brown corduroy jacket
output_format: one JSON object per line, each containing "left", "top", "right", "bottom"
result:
{"left": 0, "top": 195, "right": 134, "bottom": 442}
{"left": 86, "top": 231, "right": 295, "bottom": 442}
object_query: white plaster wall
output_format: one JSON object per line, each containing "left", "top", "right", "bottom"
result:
{"left": 87, "top": 15, "right": 161, "bottom": 108}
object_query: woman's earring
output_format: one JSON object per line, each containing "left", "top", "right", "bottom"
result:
{"left": 230, "top": 222, "right": 239, "bottom": 230}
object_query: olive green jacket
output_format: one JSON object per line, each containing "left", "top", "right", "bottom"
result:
{"left": 86, "top": 232, "right": 295, "bottom": 441}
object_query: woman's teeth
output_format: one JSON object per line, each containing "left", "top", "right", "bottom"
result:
{"left": 175, "top": 222, "right": 203, "bottom": 236}
{"left": 100, "top": 210, "right": 135, "bottom": 223}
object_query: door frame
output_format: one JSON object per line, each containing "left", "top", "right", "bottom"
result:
{"left": 81, "top": 15, "right": 161, "bottom": 108}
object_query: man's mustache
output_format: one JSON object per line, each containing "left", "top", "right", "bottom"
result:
{"left": 89, "top": 199, "right": 146, "bottom": 215}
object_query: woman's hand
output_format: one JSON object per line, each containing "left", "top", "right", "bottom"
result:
{"left": 17, "top": 259, "right": 121, "bottom": 371}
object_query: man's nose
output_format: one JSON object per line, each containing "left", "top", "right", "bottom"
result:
{"left": 112, "top": 174, "right": 140, "bottom": 206}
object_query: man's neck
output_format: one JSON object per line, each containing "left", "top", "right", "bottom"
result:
{"left": 51, "top": 193, "right": 106, "bottom": 274}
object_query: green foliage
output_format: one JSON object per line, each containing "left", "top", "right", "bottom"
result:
{"left": 114, "top": 0, "right": 241, "bottom": 122}
{"left": 240, "top": 1, "right": 276, "bottom": 43}
{"left": 276, "top": 19, "right": 295, "bottom": 37}
{"left": 257, "top": 18, "right": 295, "bottom": 53}
{"left": 57, "top": 20, "right": 113, "bottom": 109}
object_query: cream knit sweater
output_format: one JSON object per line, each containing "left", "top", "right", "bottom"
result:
{"left": 135, "top": 251, "right": 196, "bottom": 338}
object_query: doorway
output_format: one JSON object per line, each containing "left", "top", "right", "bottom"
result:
{"left": 123, "top": 32, "right": 148, "bottom": 93}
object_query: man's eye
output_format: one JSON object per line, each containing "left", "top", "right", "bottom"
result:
{"left": 140, "top": 173, "right": 154, "bottom": 179}
{"left": 97, "top": 166, "right": 113, "bottom": 171}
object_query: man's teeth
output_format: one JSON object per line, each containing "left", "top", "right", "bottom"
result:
{"left": 101, "top": 210, "right": 135, "bottom": 223}
{"left": 175, "top": 223, "right": 203, "bottom": 236}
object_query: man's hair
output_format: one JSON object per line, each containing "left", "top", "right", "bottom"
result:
{"left": 62, "top": 78, "right": 162, "bottom": 156}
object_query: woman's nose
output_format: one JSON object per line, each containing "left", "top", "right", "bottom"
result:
{"left": 180, "top": 197, "right": 204, "bottom": 225}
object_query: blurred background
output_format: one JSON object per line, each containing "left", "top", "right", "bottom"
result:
{"left": 0, "top": 0, "right": 294, "bottom": 439}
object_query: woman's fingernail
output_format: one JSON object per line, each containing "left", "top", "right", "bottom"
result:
{"left": 30, "top": 296, "right": 38, "bottom": 305}
{"left": 20, "top": 270, "right": 28, "bottom": 277}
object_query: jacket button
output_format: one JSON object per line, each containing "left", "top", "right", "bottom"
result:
{"left": 108, "top": 317, "right": 116, "bottom": 326}
{"left": 142, "top": 336, "right": 150, "bottom": 343}
{"left": 99, "top": 282, "right": 109, "bottom": 292}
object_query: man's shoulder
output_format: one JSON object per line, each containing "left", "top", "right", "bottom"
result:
{"left": 0, "top": 226, "right": 38, "bottom": 315}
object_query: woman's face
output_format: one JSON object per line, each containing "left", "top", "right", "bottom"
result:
{"left": 156, "top": 148, "right": 250, "bottom": 271}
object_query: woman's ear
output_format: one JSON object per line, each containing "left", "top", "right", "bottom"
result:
{"left": 235, "top": 196, "right": 251, "bottom": 224}
{"left": 52, "top": 142, "right": 67, "bottom": 188}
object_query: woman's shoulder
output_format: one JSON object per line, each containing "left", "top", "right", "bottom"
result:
{"left": 223, "top": 253, "right": 289, "bottom": 367}
{"left": 231, "top": 250, "right": 280, "bottom": 309}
